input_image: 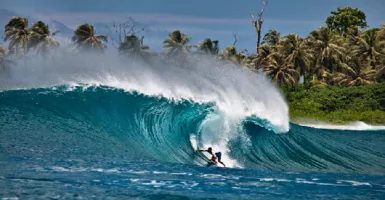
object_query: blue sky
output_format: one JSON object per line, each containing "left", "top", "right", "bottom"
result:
{"left": 1, "top": 0, "right": 384, "bottom": 52}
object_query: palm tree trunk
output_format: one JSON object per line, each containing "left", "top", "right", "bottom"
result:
{"left": 304, "top": 72, "right": 312, "bottom": 88}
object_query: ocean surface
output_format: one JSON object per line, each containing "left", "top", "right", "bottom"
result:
{"left": 1, "top": 53, "right": 385, "bottom": 199}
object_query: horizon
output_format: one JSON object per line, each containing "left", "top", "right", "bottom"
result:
{"left": 1, "top": 0, "right": 384, "bottom": 53}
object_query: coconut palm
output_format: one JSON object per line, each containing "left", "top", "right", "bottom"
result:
{"left": 197, "top": 38, "right": 219, "bottom": 56}
{"left": 29, "top": 21, "right": 60, "bottom": 58}
{"left": 163, "top": 30, "right": 193, "bottom": 57}
{"left": 0, "top": 46, "right": 8, "bottom": 68}
{"left": 331, "top": 57, "right": 376, "bottom": 86}
{"left": 377, "top": 24, "right": 385, "bottom": 41}
{"left": 352, "top": 28, "right": 385, "bottom": 67}
{"left": 242, "top": 54, "right": 258, "bottom": 70}
{"left": 0, "top": 46, "right": 14, "bottom": 70}
{"left": 307, "top": 27, "right": 346, "bottom": 81}
{"left": 262, "top": 29, "right": 281, "bottom": 47}
{"left": 118, "top": 34, "right": 151, "bottom": 59}
{"left": 72, "top": 23, "right": 108, "bottom": 52}
{"left": 251, "top": 45, "right": 273, "bottom": 70}
{"left": 219, "top": 45, "right": 248, "bottom": 65}
{"left": 280, "top": 34, "right": 313, "bottom": 82}
{"left": 263, "top": 52, "right": 299, "bottom": 87}
{"left": 3, "top": 16, "right": 30, "bottom": 58}
{"left": 345, "top": 27, "right": 361, "bottom": 47}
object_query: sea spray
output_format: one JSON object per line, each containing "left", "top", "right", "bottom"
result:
{"left": 0, "top": 49, "right": 292, "bottom": 169}
{"left": 0, "top": 51, "right": 290, "bottom": 133}
{"left": 1, "top": 86, "right": 385, "bottom": 174}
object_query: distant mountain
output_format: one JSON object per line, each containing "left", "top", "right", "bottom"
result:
{"left": 49, "top": 20, "right": 74, "bottom": 36}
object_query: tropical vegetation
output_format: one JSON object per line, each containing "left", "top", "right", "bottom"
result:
{"left": 1, "top": 6, "right": 385, "bottom": 124}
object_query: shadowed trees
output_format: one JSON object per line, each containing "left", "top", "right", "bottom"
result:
{"left": 29, "top": 21, "right": 60, "bottom": 58}
{"left": 118, "top": 34, "right": 151, "bottom": 59}
{"left": 72, "top": 23, "right": 108, "bottom": 52}
{"left": 1, "top": 9, "right": 385, "bottom": 89}
{"left": 3, "top": 16, "right": 30, "bottom": 59}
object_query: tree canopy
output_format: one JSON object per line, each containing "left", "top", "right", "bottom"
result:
{"left": 1, "top": 7, "right": 384, "bottom": 89}
{"left": 326, "top": 7, "right": 368, "bottom": 34}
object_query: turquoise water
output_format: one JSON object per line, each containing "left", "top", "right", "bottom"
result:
{"left": 1, "top": 53, "right": 385, "bottom": 199}
{"left": 1, "top": 86, "right": 385, "bottom": 200}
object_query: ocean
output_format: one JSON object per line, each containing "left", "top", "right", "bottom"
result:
{"left": 0, "top": 53, "right": 384, "bottom": 199}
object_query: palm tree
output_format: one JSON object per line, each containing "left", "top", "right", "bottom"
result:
{"left": 352, "top": 28, "right": 385, "bottom": 67}
{"left": 331, "top": 57, "right": 376, "bottom": 87}
{"left": 251, "top": 45, "right": 273, "bottom": 70}
{"left": 345, "top": 27, "right": 361, "bottom": 47}
{"left": 29, "top": 21, "right": 60, "bottom": 59}
{"left": 118, "top": 34, "right": 150, "bottom": 59}
{"left": 219, "top": 45, "right": 248, "bottom": 65}
{"left": 280, "top": 34, "right": 313, "bottom": 83}
{"left": 307, "top": 27, "right": 346, "bottom": 81}
{"left": 163, "top": 30, "right": 193, "bottom": 57}
{"left": 3, "top": 16, "right": 30, "bottom": 59}
{"left": 0, "top": 46, "right": 14, "bottom": 70}
{"left": 262, "top": 29, "right": 281, "bottom": 47}
{"left": 197, "top": 38, "right": 219, "bottom": 56}
{"left": 378, "top": 25, "right": 385, "bottom": 70}
{"left": 72, "top": 23, "right": 108, "bottom": 52}
{"left": 263, "top": 52, "right": 299, "bottom": 87}
{"left": 377, "top": 24, "right": 385, "bottom": 41}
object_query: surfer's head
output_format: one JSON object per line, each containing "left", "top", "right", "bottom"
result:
{"left": 207, "top": 147, "right": 212, "bottom": 154}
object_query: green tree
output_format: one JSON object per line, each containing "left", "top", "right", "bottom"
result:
{"left": 196, "top": 38, "right": 219, "bottom": 56}
{"left": 72, "top": 23, "right": 108, "bottom": 52}
{"left": 352, "top": 28, "right": 385, "bottom": 67}
{"left": 253, "top": 45, "right": 273, "bottom": 70}
{"left": 377, "top": 25, "right": 385, "bottom": 41}
{"left": 29, "top": 21, "right": 60, "bottom": 59}
{"left": 247, "top": 30, "right": 280, "bottom": 72}
{"left": 262, "top": 29, "right": 281, "bottom": 47}
{"left": 280, "top": 34, "right": 313, "bottom": 83}
{"left": 163, "top": 30, "right": 193, "bottom": 57}
{"left": 263, "top": 52, "right": 299, "bottom": 87}
{"left": 0, "top": 46, "right": 14, "bottom": 70}
{"left": 219, "top": 45, "right": 247, "bottom": 66}
{"left": 3, "top": 16, "right": 30, "bottom": 59}
{"left": 307, "top": 27, "right": 346, "bottom": 82}
{"left": 344, "top": 27, "right": 362, "bottom": 48}
{"left": 331, "top": 57, "right": 376, "bottom": 87}
{"left": 118, "top": 34, "right": 151, "bottom": 59}
{"left": 326, "top": 7, "right": 368, "bottom": 35}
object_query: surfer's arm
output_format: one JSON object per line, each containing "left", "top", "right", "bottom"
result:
{"left": 196, "top": 149, "right": 214, "bottom": 156}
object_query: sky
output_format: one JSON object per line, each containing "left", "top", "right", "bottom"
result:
{"left": 1, "top": 0, "right": 384, "bottom": 52}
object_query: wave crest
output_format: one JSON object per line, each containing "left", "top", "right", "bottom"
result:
{"left": 0, "top": 51, "right": 289, "bottom": 133}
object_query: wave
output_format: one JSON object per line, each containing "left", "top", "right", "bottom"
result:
{"left": 298, "top": 121, "right": 385, "bottom": 131}
{"left": 1, "top": 52, "right": 385, "bottom": 174}
{"left": 0, "top": 52, "right": 289, "bottom": 133}
{"left": 1, "top": 86, "right": 385, "bottom": 174}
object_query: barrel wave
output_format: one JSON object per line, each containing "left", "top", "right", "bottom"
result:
{"left": 2, "top": 53, "right": 385, "bottom": 199}
{"left": 1, "top": 52, "right": 385, "bottom": 180}
{"left": 1, "top": 85, "right": 385, "bottom": 175}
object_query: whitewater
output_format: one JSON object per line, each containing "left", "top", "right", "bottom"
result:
{"left": 1, "top": 51, "right": 385, "bottom": 199}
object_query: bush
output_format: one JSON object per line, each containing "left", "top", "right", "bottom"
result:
{"left": 282, "top": 83, "right": 385, "bottom": 124}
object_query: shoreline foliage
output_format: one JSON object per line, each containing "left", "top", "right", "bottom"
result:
{"left": 1, "top": 7, "right": 385, "bottom": 124}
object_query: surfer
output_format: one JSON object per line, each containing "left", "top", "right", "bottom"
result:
{"left": 197, "top": 147, "right": 226, "bottom": 167}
